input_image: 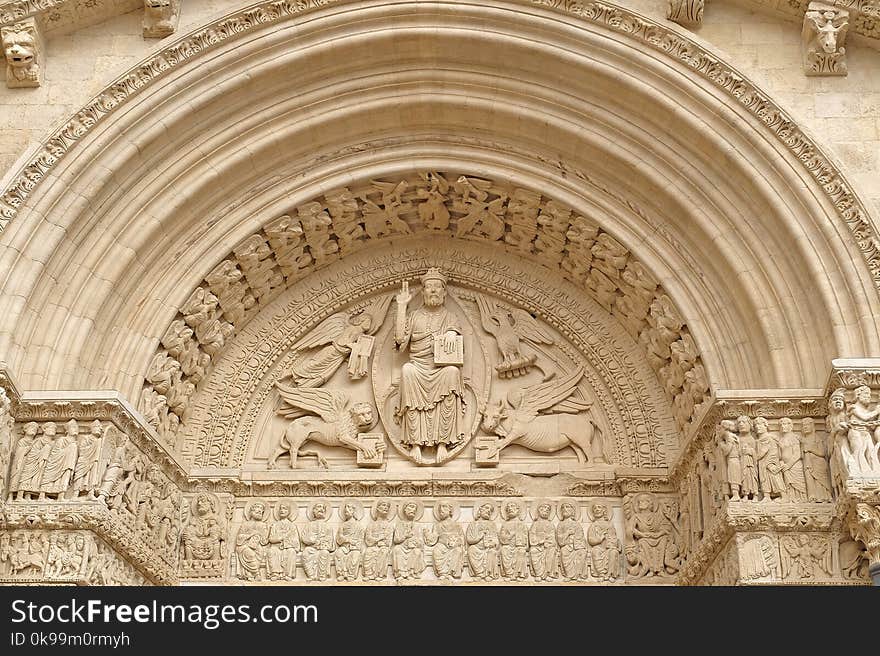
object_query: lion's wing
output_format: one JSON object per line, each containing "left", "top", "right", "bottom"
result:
{"left": 275, "top": 384, "right": 348, "bottom": 422}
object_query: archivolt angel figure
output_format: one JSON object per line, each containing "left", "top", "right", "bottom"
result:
{"left": 474, "top": 295, "right": 554, "bottom": 377}
{"left": 268, "top": 386, "right": 381, "bottom": 469}
{"left": 288, "top": 295, "right": 393, "bottom": 387}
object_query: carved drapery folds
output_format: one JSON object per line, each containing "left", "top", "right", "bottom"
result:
{"left": 218, "top": 497, "right": 630, "bottom": 583}
{"left": 1, "top": 18, "right": 41, "bottom": 88}
{"left": 802, "top": 2, "right": 849, "bottom": 76}
{"left": 666, "top": 0, "right": 704, "bottom": 27}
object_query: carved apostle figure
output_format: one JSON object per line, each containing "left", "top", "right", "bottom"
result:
{"left": 0, "top": 532, "right": 11, "bottom": 575}
{"left": 467, "top": 501, "right": 500, "bottom": 580}
{"left": 827, "top": 388, "right": 848, "bottom": 494}
{"left": 267, "top": 502, "right": 299, "bottom": 580}
{"left": 587, "top": 502, "right": 621, "bottom": 582}
{"left": 529, "top": 501, "right": 559, "bottom": 581}
{"left": 392, "top": 500, "right": 426, "bottom": 580}
{"left": 0, "top": 388, "right": 11, "bottom": 495}
{"left": 425, "top": 500, "right": 465, "bottom": 580}
{"left": 754, "top": 417, "right": 785, "bottom": 501}
{"left": 335, "top": 500, "right": 365, "bottom": 581}
{"left": 499, "top": 500, "right": 529, "bottom": 580}
{"left": 235, "top": 502, "right": 268, "bottom": 581}
{"left": 16, "top": 422, "right": 51, "bottom": 499}
{"left": 38, "top": 420, "right": 78, "bottom": 499}
{"left": 8, "top": 421, "right": 38, "bottom": 500}
{"left": 181, "top": 493, "right": 226, "bottom": 563}
{"left": 394, "top": 268, "right": 466, "bottom": 463}
{"left": 301, "top": 501, "right": 334, "bottom": 581}
{"left": 801, "top": 417, "right": 832, "bottom": 501}
{"left": 625, "top": 493, "right": 677, "bottom": 578}
{"left": 363, "top": 500, "right": 394, "bottom": 580}
{"left": 717, "top": 419, "right": 742, "bottom": 500}
{"left": 96, "top": 432, "right": 128, "bottom": 508}
{"left": 556, "top": 500, "right": 588, "bottom": 580}
{"left": 70, "top": 420, "right": 104, "bottom": 498}
{"left": 736, "top": 416, "right": 759, "bottom": 500}
{"left": 778, "top": 417, "right": 807, "bottom": 501}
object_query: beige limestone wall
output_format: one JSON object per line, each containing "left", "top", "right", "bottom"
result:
{"left": 0, "top": 0, "right": 878, "bottom": 213}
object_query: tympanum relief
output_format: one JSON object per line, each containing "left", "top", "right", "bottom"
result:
{"left": 149, "top": 173, "right": 702, "bottom": 463}
{"left": 249, "top": 266, "right": 616, "bottom": 472}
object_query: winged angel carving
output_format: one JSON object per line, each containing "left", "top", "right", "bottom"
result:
{"left": 479, "top": 368, "right": 607, "bottom": 463}
{"left": 287, "top": 295, "right": 393, "bottom": 387}
{"left": 267, "top": 387, "right": 381, "bottom": 469}
{"left": 474, "top": 296, "right": 554, "bottom": 378}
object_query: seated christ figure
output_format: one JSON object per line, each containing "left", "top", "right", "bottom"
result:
{"left": 394, "top": 268, "right": 466, "bottom": 463}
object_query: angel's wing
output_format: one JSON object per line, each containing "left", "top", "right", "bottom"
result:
{"left": 291, "top": 313, "right": 349, "bottom": 351}
{"left": 97, "top": 424, "right": 118, "bottom": 473}
{"left": 474, "top": 295, "right": 501, "bottom": 335}
{"left": 370, "top": 180, "right": 400, "bottom": 196}
{"left": 514, "top": 367, "right": 588, "bottom": 415}
{"left": 359, "top": 197, "right": 382, "bottom": 213}
{"left": 361, "top": 294, "right": 393, "bottom": 336}
{"left": 510, "top": 308, "right": 554, "bottom": 345}
{"left": 275, "top": 385, "right": 349, "bottom": 421}
{"left": 622, "top": 495, "right": 635, "bottom": 532}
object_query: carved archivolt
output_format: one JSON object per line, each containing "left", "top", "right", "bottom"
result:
{"left": 1, "top": 0, "right": 878, "bottom": 316}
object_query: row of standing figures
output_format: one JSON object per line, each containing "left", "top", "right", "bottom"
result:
{"left": 230, "top": 500, "right": 624, "bottom": 582}
{"left": 716, "top": 415, "right": 834, "bottom": 502}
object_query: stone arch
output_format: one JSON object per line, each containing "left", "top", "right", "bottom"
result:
{"left": 0, "top": 0, "right": 877, "bottom": 441}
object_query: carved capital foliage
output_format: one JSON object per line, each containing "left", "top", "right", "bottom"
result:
{"left": 803, "top": 2, "right": 849, "bottom": 76}
{"left": 1, "top": 17, "right": 40, "bottom": 88}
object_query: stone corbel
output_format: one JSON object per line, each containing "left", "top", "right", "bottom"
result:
{"left": 667, "top": 0, "right": 704, "bottom": 28}
{"left": 0, "top": 18, "right": 42, "bottom": 88}
{"left": 143, "top": 0, "right": 180, "bottom": 39}
{"left": 802, "top": 2, "right": 849, "bottom": 76}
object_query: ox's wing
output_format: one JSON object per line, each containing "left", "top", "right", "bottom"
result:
{"left": 517, "top": 367, "right": 588, "bottom": 415}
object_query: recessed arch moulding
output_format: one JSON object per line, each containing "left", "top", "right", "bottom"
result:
{"left": 0, "top": 0, "right": 879, "bottom": 586}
